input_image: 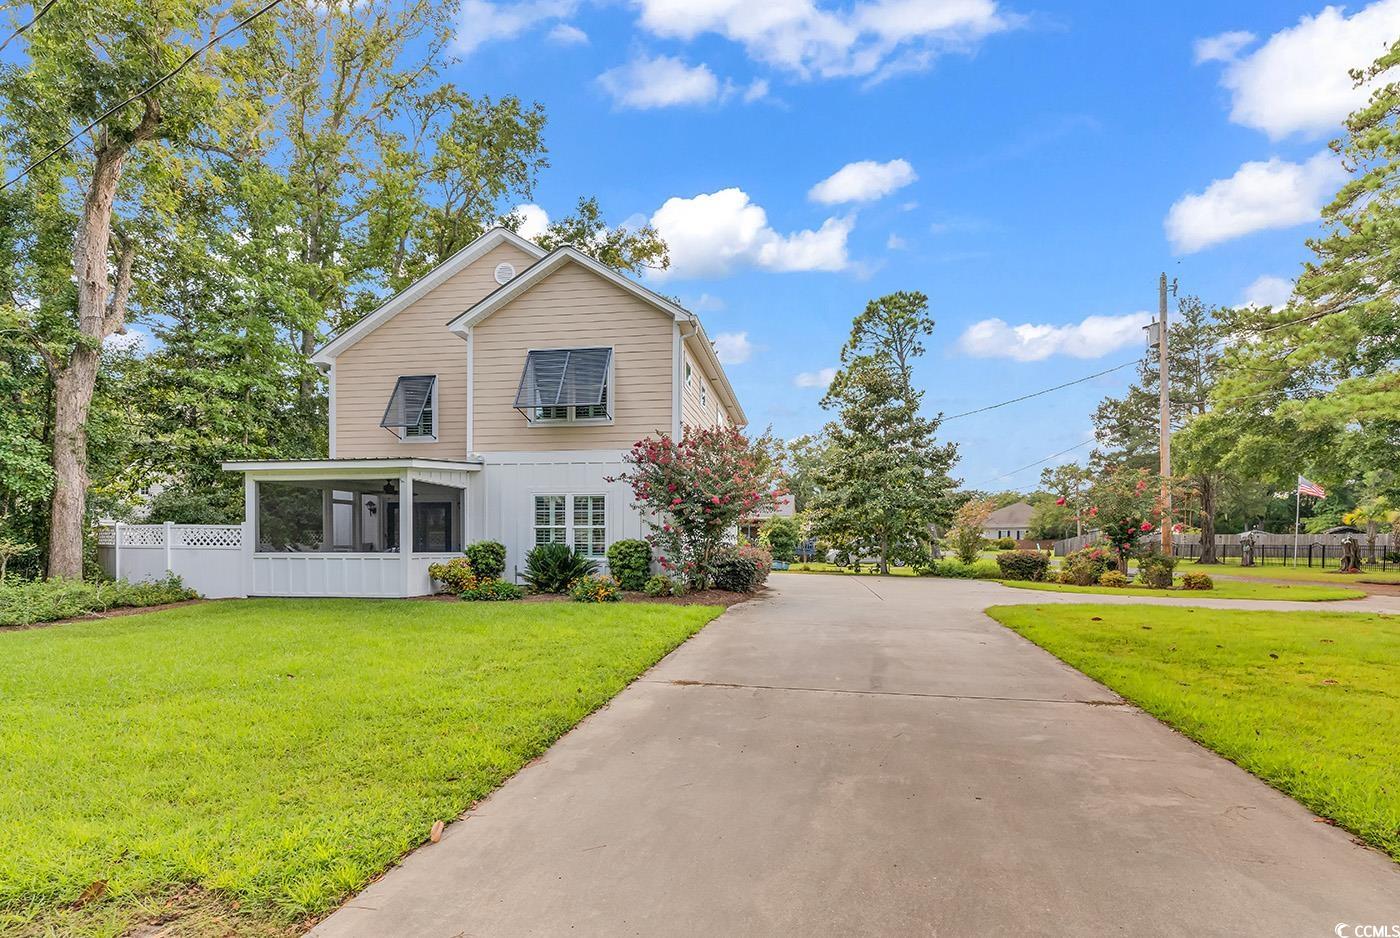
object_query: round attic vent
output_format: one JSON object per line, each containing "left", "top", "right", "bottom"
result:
{"left": 494, "top": 262, "right": 516, "bottom": 285}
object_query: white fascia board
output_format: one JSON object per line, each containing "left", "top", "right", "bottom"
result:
{"left": 310, "top": 227, "right": 545, "bottom": 366}
{"left": 222, "top": 458, "right": 484, "bottom": 474}
{"left": 447, "top": 246, "right": 693, "bottom": 336}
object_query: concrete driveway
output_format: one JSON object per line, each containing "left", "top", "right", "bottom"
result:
{"left": 313, "top": 575, "right": 1400, "bottom": 937}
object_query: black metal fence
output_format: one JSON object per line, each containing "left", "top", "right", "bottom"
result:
{"left": 1172, "top": 541, "right": 1395, "bottom": 570}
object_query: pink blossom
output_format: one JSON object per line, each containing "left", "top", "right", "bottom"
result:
{"left": 1055, "top": 497, "right": 1066, "bottom": 506}
{"left": 1139, "top": 522, "right": 1152, "bottom": 532}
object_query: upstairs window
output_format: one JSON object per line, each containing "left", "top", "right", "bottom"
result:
{"left": 380, "top": 375, "right": 437, "bottom": 441}
{"left": 514, "top": 347, "right": 613, "bottom": 424}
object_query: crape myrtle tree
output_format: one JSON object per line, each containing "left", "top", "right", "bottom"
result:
{"left": 806, "top": 292, "right": 958, "bottom": 574}
{"left": 613, "top": 426, "right": 783, "bottom": 590}
{"left": 1088, "top": 466, "right": 1170, "bottom": 573}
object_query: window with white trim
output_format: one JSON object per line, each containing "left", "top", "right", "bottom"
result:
{"left": 699, "top": 381, "right": 708, "bottom": 408}
{"left": 684, "top": 361, "right": 692, "bottom": 389}
{"left": 403, "top": 380, "right": 436, "bottom": 439}
{"left": 514, "top": 347, "right": 612, "bottom": 424}
{"left": 533, "top": 494, "right": 606, "bottom": 557}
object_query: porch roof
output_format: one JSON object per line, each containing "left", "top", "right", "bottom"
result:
{"left": 222, "top": 458, "right": 483, "bottom": 474}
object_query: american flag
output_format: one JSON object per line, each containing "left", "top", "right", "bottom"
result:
{"left": 1298, "top": 476, "right": 1326, "bottom": 498}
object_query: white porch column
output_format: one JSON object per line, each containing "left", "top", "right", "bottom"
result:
{"left": 243, "top": 475, "right": 257, "bottom": 598}
{"left": 399, "top": 470, "right": 414, "bottom": 596}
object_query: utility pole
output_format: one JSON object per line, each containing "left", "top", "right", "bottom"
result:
{"left": 1157, "top": 273, "right": 1172, "bottom": 554}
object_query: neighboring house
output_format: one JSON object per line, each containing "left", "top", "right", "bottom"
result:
{"left": 739, "top": 492, "right": 795, "bottom": 541}
{"left": 219, "top": 227, "right": 745, "bottom": 597}
{"left": 982, "top": 502, "right": 1033, "bottom": 542}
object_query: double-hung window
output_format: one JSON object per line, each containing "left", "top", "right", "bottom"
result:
{"left": 514, "top": 347, "right": 613, "bottom": 424}
{"left": 380, "top": 375, "right": 437, "bottom": 441}
{"left": 533, "top": 494, "right": 606, "bottom": 558}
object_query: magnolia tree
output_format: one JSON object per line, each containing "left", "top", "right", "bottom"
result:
{"left": 613, "top": 426, "right": 783, "bottom": 589}
{"left": 1088, "top": 467, "right": 1171, "bottom": 572}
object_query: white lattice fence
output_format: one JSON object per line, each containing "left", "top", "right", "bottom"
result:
{"left": 96, "top": 522, "right": 247, "bottom": 598}
{"left": 173, "top": 525, "right": 242, "bottom": 549}
{"left": 119, "top": 525, "right": 167, "bottom": 547}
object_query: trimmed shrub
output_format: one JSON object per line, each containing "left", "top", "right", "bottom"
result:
{"left": 0, "top": 575, "right": 197, "bottom": 627}
{"left": 1058, "top": 546, "right": 1111, "bottom": 586}
{"left": 918, "top": 557, "right": 1001, "bottom": 579}
{"left": 523, "top": 543, "right": 598, "bottom": 594}
{"left": 1136, "top": 551, "right": 1178, "bottom": 589}
{"left": 427, "top": 557, "right": 477, "bottom": 594}
{"left": 459, "top": 579, "right": 524, "bottom": 601}
{"left": 643, "top": 574, "right": 675, "bottom": 597}
{"left": 995, "top": 549, "right": 1050, "bottom": 581}
{"left": 570, "top": 574, "right": 622, "bottom": 603}
{"left": 464, "top": 541, "right": 507, "bottom": 580}
{"left": 1097, "top": 570, "right": 1130, "bottom": 588}
{"left": 759, "top": 516, "right": 800, "bottom": 562}
{"left": 606, "top": 539, "right": 652, "bottom": 591}
{"left": 739, "top": 543, "right": 773, "bottom": 585}
{"left": 994, "top": 536, "right": 1016, "bottom": 551}
{"left": 1181, "top": 571, "right": 1214, "bottom": 591}
{"left": 713, "top": 552, "right": 760, "bottom": 592}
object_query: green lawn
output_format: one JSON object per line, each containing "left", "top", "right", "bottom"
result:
{"left": 781, "top": 561, "right": 919, "bottom": 576}
{"left": 0, "top": 598, "right": 723, "bottom": 936}
{"left": 997, "top": 578, "right": 1365, "bottom": 602}
{"left": 987, "top": 603, "right": 1400, "bottom": 861}
{"left": 1178, "top": 557, "right": 1400, "bottom": 586}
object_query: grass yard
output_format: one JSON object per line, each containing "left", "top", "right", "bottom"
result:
{"left": 996, "top": 578, "right": 1365, "bottom": 602}
{"left": 781, "top": 561, "right": 919, "bottom": 576}
{"left": 1178, "top": 558, "right": 1400, "bottom": 586}
{"left": 0, "top": 598, "right": 723, "bottom": 936}
{"left": 987, "top": 603, "right": 1400, "bottom": 861}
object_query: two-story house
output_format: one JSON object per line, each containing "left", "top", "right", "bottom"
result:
{"left": 222, "top": 227, "right": 745, "bottom": 597}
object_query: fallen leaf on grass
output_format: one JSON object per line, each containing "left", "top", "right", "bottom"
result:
{"left": 78, "top": 880, "right": 107, "bottom": 905}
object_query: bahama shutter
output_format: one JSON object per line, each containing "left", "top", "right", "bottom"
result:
{"left": 380, "top": 375, "right": 437, "bottom": 430}
{"left": 514, "top": 348, "right": 612, "bottom": 417}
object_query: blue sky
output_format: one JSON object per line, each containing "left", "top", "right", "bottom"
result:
{"left": 451, "top": 1, "right": 1390, "bottom": 486}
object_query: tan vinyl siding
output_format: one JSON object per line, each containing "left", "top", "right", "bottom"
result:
{"left": 333, "top": 242, "right": 536, "bottom": 457}
{"left": 472, "top": 262, "right": 674, "bottom": 451}
{"left": 680, "top": 346, "right": 720, "bottom": 430}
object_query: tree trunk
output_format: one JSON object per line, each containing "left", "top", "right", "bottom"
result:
{"left": 878, "top": 534, "right": 889, "bottom": 575}
{"left": 46, "top": 104, "right": 158, "bottom": 579}
{"left": 1196, "top": 476, "right": 1218, "bottom": 564}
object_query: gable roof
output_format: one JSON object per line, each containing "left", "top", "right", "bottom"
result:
{"left": 310, "top": 227, "right": 545, "bottom": 366}
{"left": 447, "top": 245, "right": 748, "bottom": 427}
{"left": 983, "top": 501, "right": 1034, "bottom": 527}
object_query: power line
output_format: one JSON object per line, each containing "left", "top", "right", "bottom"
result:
{"left": 941, "top": 359, "right": 1137, "bottom": 422}
{"left": 0, "top": 0, "right": 287, "bottom": 191}
{"left": 971, "top": 437, "right": 1096, "bottom": 489}
{"left": 0, "top": 0, "right": 59, "bottom": 56}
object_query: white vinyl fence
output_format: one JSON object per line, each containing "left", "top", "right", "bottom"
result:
{"left": 97, "top": 522, "right": 248, "bottom": 598}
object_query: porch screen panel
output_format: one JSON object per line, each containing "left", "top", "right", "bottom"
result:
{"left": 513, "top": 348, "right": 612, "bottom": 413}
{"left": 380, "top": 375, "right": 436, "bottom": 429}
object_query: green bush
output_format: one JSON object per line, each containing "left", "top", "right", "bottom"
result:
{"left": 1058, "top": 546, "right": 1112, "bottom": 585}
{"left": 994, "top": 536, "right": 1016, "bottom": 550}
{"left": 605, "top": 539, "right": 652, "bottom": 591}
{"left": 144, "top": 486, "right": 241, "bottom": 524}
{"left": 918, "top": 557, "right": 1001, "bottom": 579}
{"left": 1181, "top": 571, "right": 1214, "bottom": 591}
{"left": 739, "top": 543, "right": 773, "bottom": 585}
{"left": 0, "top": 575, "right": 198, "bottom": 627}
{"left": 427, "top": 557, "right": 477, "bottom": 593}
{"left": 570, "top": 574, "right": 622, "bottom": 603}
{"left": 459, "top": 579, "right": 524, "bottom": 601}
{"left": 522, "top": 543, "right": 598, "bottom": 593}
{"left": 758, "top": 516, "right": 800, "bottom": 562}
{"left": 995, "top": 549, "right": 1050, "bottom": 581}
{"left": 1097, "top": 570, "right": 1131, "bottom": 588}
{"left": 1136, "top": 551, "right": 1177, "bottom": 589}
{"left": 463, "top": 541, "right": 507, "bottom": 580}
{"left": 643, "top": 574, "right": 674, "bottom": 597}
{"left": 713, "top": 553, "right": 759, "bottom": 592}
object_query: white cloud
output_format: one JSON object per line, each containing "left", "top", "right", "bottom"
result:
{"left": 713, "top": 331, "right": 753, "bottom": 364}
{"left": 742, "top": 78, "right": 770, "bottom": 103}
{"left": 1165, "top": 152, "right": 1343, "bottom": 253}
{"left": 648, "top": 187, "right": 853, "bottom": 279}
{"left": 1206, "top": 0, "right": 1400, "bottom": 139}
{"left": 547, "top": 22, "right": 589, "bottom": 44}
{"left": 808, "top": 158, "right": 917, "bottom": 204}
{"left": 1240, "top": 274, "right": 1294, "bottom": 309}
{"left": 1193, "top": 30, "right": 1254, "bottom": 63}
{"left": 513, "top": 203, "right": 550, "bottom": 240}
{"left": 886, "top": 232, "right": 907, "bottom": 249}
{"left": 455, "top": 0, "right": 577, "bottom": 54}
{"left": 794, "top": 367, "right": 838, "bottom": 388}
{"left": 956, "top": 312, "right": 1153, "bottom": 362}
{"left": 597, "top": 54, "right": 723, "bottom": 109}
{"left": 632, "top": 0, "right": 1012, "bottom": 80}
{"left": 689, "top": 292, "right": 727, "bottom": 312}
